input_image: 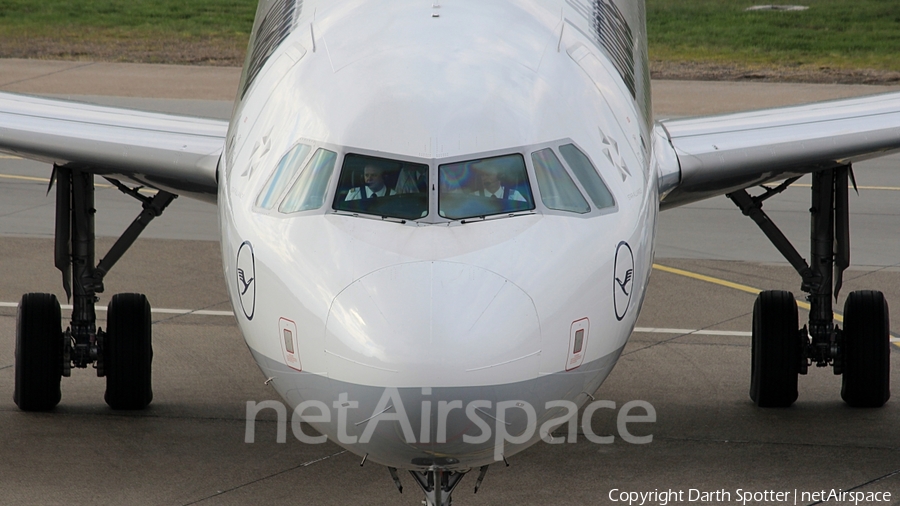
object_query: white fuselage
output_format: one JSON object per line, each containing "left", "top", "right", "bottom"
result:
{"left": 219, "top": 0, "right": 657, "bottom": 470}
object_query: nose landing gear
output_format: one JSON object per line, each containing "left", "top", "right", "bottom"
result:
{"left": 730, "top": 165, "right": 890, "bottom": 408}
{"left": 409, "top": 468, "right": 468, "bottom": 506}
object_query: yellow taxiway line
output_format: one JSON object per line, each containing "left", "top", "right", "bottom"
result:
{"left": 0, "top": 173, "right": 52, "bottom": 183}
{"left": 793, "top": 183, "right": 900, "bottom": 192}
{"left": 0, "top": 172, "right": 156, "bottom": 193}
{"left": 652, "top": 263, "right": 900, "bottom": 348}
{"left": 652, "top": 263, "right": 826, "bottom": 319}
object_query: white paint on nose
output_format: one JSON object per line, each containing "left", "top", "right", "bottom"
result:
{"left": 325, "top": 261, "right": 541, "bottom": 388}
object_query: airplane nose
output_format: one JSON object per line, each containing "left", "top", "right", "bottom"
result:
{"left": 324, "top": 261, "right": 541, "bottom": 387}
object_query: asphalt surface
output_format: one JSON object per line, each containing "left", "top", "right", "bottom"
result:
{"left": 1, "top": 59, "right": 899, "bottom": 505}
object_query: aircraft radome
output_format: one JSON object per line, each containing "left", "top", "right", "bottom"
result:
{"left": 2, "top": 1, "right": 899, "bottom": 504}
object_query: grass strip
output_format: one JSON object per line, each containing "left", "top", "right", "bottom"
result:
{"left": 648, "top": 0, "right": 900, "bottom": 72}
{"left": 0, "top": 0, "right": 897, "bottom": 73}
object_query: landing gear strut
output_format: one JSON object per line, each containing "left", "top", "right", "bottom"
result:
{"left": 729, "top": 165, "right": 890, "bottom": 408}
{"left": 409, "top": 469, "right": 468, "bottom": 506}
{"left": 386, "top": 466, "right": 485, "bottom": 506}
{"left": 13, "top": 166, "right": 175, "bottom": 411}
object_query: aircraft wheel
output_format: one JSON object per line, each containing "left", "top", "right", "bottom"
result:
{"left": 13, "top": 293, "right": 63, "bottom": 411}
{"left": 750, "top": 290, "right": 800, "bottom": 407}
{"left": 841, "top": 290, "right": 890, "bottom": 408}
{"left": 104, "top": 293, "right": 153, "bottom": 410}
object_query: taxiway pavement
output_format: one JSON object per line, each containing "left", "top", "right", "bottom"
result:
{"left": 1, "top": 60, "right": 898, "bottom": 505}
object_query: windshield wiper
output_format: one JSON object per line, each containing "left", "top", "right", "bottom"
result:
{"left": 458, "top": 211, "right": 535, "bottom": 224}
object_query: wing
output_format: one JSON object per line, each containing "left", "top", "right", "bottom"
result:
{"left": 0, "top": 91, "right": 228, "bottom": 203}
{"left": 654, "top": 91, "right": 900, "bottom": 209}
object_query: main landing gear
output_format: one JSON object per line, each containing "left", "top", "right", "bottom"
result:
{"left": 729, "top": 165, "right": 890, "bottom": 408}
{"left": 13, "top": 167, "right": 174, "bottom": 411}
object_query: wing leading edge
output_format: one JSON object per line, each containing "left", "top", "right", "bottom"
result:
{"left": 0, "top": 91, "right": 227, "bottom": 203}
{"left": 656, "top": 91, "right": 900, "bottom": 209}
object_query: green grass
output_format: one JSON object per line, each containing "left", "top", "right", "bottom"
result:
{"left": 0, "top": 0, "right": 257, "bottom": 38}
{"left": 0, "top": 0, "right": 897, "bottom": 71}
{"left": 647, "top": 0, "right": 900, "bottom": 71}
{"left": 0, "top": 0, "right": 258, "bottom": 64}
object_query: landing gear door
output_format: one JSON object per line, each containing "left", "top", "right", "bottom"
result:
{"left": 567, "top": 318, "right": 589, "bottom": 371}
{"left": 279, "top": 318, "right": 302, "bottom": 372}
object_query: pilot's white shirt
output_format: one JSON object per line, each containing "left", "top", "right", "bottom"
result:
{"left": 472, "top": 186, "right": 527, "bottom": 202}
{"left": 345, "top": 186, "right": 397, "bottom": 200}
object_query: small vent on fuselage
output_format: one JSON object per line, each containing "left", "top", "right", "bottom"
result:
{"left": 241, "top": 0, "right": 302, "bottom": 98}
{"left": 591, "top": 0, "right": 635, "bottom": 98}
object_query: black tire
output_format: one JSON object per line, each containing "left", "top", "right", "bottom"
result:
{"left": 750, "top": 290, "right": 800, "bottom": 407}
{"left": 13, "top": 293, "right": 63, "bottom": 411}
{"left": 841, "top": 290, "right": 890, "bottom": 408}
{"left": 104, "top": 293, "right": 153, "bottom": 410}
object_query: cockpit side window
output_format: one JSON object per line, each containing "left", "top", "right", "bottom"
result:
{"left": 256, "top": 143, "right": 312, "bottom": 209}
{"left": 531, "top": 148, "right": 590, "bottom": 214}
{"left": 438, "top": 154, "right": 535, "bottom": 220}
{"left": 279, "top": 148, "right": 338, "bottom": 214}
{"left": 332, "top": 154, "right": 429, "bottom": 220}
{"left": 559, "top": 144, "right": 615, "bottom": 210}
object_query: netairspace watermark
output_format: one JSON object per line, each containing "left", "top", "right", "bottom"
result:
{"left": 609, "top": 488, "right": 893, "bottom": 506}
{"left": 244, "top": 388, "right": 656, "bottom": 461}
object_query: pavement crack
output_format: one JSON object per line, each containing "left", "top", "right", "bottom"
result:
{"left": 181, "top": 450, "right": 348, "bottom": 505}
{"left": 0, "top": 62, "right": 97, "bottom": 89}
{"left": 845, "top": 261, "right": 900, "bottom": 284}
{"left": 805, "top": 468, "right": 900, "bottom": 506}
{"left": 151, "top": 300, "right": 233, "bottom": 324}
{"left": 0, "top": 201, "right": 55, "bottom": 220}
{"left": 0, "top": 407, "right": 280, "bottom": 424}
{"left": 0, "top": 365, "right": 12, "bottom": 371}
{"left": 656, "top": 434, "right": 898, "bottom": 452}
{"left": 624, "top": 312, "right": 751, "bottom": 356}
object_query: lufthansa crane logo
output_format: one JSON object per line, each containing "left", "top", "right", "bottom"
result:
{"left": 236, "top": 241, "right": 256, "bottom": 320}
{"left": 614, "top": 241, "right": 634, "bottom": 321}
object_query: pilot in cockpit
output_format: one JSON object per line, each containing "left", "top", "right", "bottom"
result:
{"left": 345, "top": 164, "right": 397, "bottom": 200}
{"left": 471, "top": 162, "right": 527, "bottom": 202}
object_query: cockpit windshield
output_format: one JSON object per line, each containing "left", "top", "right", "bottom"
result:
{"left": 332, "top": 154, "right": 429, "bottom": 220}
{"left": 438, "top": 154, "right": 535, "bottom": 220}
{"left": 258, "top": 140, "right": 610, "bottom": 223}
